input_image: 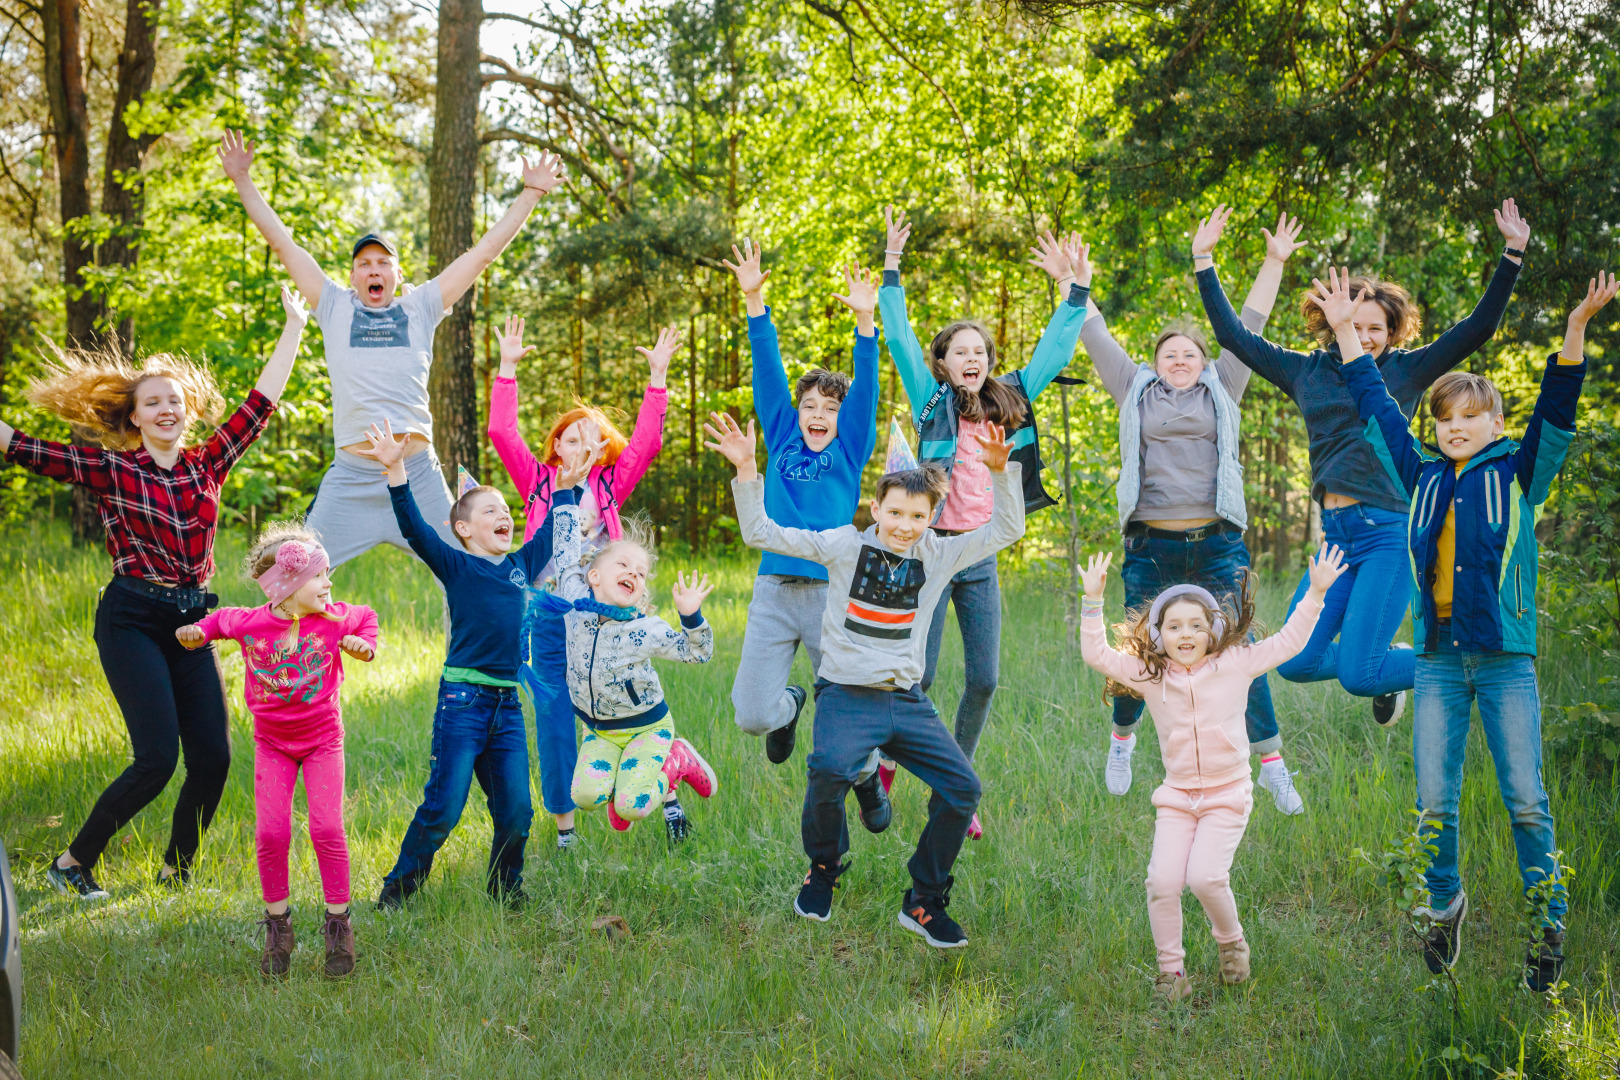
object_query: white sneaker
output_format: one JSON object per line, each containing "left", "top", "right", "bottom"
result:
{"left": 1257, "top": 757, "right": 1305, "bottom": 815}
{"left": 1105, "top": 734, "right": 1135, "bottom": 796}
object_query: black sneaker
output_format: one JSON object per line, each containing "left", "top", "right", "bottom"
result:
{"left": 1373, "top": 691, "right": 1407, "bottom": 728}
{"left": 1524, "top": 927, "right": 1565, "bottom": 992}
{"left": 1420, "top": 891, "right": 1467, "bottom": 973}
{"left": 664, "top": 798, "right": 692, "bottom": 844}
{"left": 898, "top": 878, "right": 968, "bottom": 949}
{"left": 767, "top": 686, "right": 808, "bottom": 765}
{"left": 376, "top": 878, "right": 412, "bottom": 912}
{"left": 495, "top": 885, "right": 529, "bottom": 912}
{"left": 793, "top": 860, "right": 848, "bottom": 922}
{"left": 852, "top": 772, "right": 892, "bottom": 834}
{"left": 47, "top": 860, "right": 109, "bottom": 901}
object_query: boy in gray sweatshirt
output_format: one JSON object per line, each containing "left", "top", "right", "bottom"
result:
{"left": 709, "top": 412, "right": 1025, "bottom": 948}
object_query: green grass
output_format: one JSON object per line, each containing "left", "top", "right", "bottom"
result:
{"left": 2, "top": 520, "right": 1617, "bottom": 1078}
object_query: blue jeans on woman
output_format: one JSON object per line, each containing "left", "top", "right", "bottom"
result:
{"left": 1110, "top": 525, "right": 1280, "bottom": 753}
{"left": 384, "top": 680, "right": 533, "bottom": 898}
{"left": 1414, "top": 632, "right": 1564, "bottom": 923}
{"left": 921, "top": 553, "right": 1001, "bottom": 762}
{"left": 1277, "top": 502, "right": 1414, "bottom": 697}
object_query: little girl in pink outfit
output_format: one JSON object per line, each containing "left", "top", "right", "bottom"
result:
{"left": 1078, "top": 544, "right": 1345, "bottom": 1001}
{"left": 178, "top": 525, "right": 378, "bottom": 979}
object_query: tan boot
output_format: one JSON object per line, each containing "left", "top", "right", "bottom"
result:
{"left": 322, "top": 909, "right": 356, "bottom": 978}
{"left": 1154, "top": 972, "right": 1192, "bottom": 1002}
{"left": 1219, "top": 938, "right": 1251, "bottom": 985}
{"left": 259, "top": 911, "right": 295, "bottom": 978}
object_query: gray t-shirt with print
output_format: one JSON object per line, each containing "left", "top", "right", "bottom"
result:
{"left": 315, "top": 277, "right": 447, "bottom": 447}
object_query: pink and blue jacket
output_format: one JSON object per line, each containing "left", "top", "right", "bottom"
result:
{"left": 487, "top": 377, "right": 668, "bottom": 544}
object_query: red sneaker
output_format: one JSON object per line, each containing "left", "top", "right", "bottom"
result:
{"left": 606, "top": 801, "right": 633, "bottom": 832}
{"left": 663, "top": 737, "right": 718, "bottom": 799}
{"left": 967, "top": 812, "right": 983, "bottom": 841}
{"left": 878, "top": 759, "right": 896, "bottom": 794}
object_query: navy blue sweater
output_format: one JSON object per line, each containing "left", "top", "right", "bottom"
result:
{"left": 1196, "top": 256, "right": 1521, "bottom": 512}
{"left": 390, "top": 482, "right": 576, "bottom": 681}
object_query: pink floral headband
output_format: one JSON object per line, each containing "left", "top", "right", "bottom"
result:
{"left": 258, "top": 540, "right": 329, "bottom": 607}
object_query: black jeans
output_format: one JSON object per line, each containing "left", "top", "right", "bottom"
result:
{"left": 805, "top": 681, "right": 981, "bottom": 900}
{"left": 69, "top": 579, "right": 231, "bottom": 871}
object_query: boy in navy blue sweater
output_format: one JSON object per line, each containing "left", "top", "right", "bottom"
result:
{"left": 714, "top": 241, "right": 888, "bottom": 824}
{"left": 356, "top": 420, "right": 588, "bottom": 909}
{"left": 1334, "top": 268, "right": 1614, "bottom": 991}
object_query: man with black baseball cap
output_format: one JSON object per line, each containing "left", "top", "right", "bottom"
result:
{"left": 218, "top": 130, "right": 565, "bottom": 568}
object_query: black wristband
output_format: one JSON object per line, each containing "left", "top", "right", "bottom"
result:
{"left": 1504, "top": 247, "right": 1525, "bottom": 259}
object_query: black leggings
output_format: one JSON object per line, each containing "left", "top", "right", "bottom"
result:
{"left": 68, "top": 579, "right": 231, "bottom": 871}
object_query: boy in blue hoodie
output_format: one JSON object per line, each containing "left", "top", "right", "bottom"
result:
{"left": 1334, "top": 267, "right": 1615, "bottom": 993}
{"left": 714, "top": 241, "right": 890, "bottom": 826}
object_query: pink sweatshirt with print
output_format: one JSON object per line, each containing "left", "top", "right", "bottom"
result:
{"left": 197, "top": 602, "right": 379, "bottom": 751}
{"left": 1081, "top": 594, "right": 1324, "bottom": 789}
{"left": 487, "top": 377, "right": 668, "bottom": 543}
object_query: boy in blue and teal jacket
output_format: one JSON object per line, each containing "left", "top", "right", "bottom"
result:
{"left": 1342, "top": 271, "right": 1614, "bottom": 993}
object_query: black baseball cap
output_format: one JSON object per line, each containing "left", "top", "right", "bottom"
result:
{"left": 351, "top": 233, "right": 399, "bottom": 260}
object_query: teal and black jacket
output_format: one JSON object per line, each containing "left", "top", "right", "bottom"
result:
{"left": 878, "top": 272, "right": 1088, "bottom": 515}
{"left": 1344, "top": 352, "right": 1587, "bottom": 656}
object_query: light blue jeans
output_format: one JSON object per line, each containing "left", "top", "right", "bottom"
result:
{"left": 921, "top": 553, "right": 1000, "bottom": 762}
{"left": 1414, "top": 633, "right": 1565, "bottom": 923}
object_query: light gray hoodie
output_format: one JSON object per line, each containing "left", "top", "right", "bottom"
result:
{"left": 732, "top": 463, "right": 1025, "bottom": 690}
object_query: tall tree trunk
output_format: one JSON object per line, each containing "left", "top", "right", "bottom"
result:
{"left": 100, "top": 0, "right": 164, "bottom": 356}
{"left": 43, "top": 0, "right": 106, "bottom": 545}
{"left": 427, "top": 0, "right": 483, "bottom": 483}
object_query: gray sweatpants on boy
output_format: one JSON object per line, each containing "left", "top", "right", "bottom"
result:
{"left": 307, "top": 446, "right": 458, "bottom": 568}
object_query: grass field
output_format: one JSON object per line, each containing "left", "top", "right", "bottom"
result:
{"left": 2, "top": 521, "right": 1617, "bottom": 1078}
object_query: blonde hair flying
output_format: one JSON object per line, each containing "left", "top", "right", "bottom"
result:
{"left": 24, "top": 344, "right": 225, "bottom": 451}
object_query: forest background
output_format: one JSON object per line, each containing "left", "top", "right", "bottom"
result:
{"left": 2, "top": 0, "right": 1619, "bottom": 618}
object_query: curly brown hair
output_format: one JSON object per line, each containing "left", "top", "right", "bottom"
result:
{"left": 928, "top": 320, "right": 1028, "bottom": 427}
{"left": 244, "top": 521, "right": 323, "bottom": 579}
{"left": 1102, "top": 573, "right": 1260, "bottom": 702}
{"left": 1300, "top": 275, "right": 1422, "bottom": 350}
{"left": 24, "top": 343, "right": 225, "bottom": 450}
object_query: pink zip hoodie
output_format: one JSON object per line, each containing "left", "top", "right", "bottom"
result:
{"left": 1081, "top": 594, "right": 1324, "bottom": 789}
{"left": 487, "top": 377, "right": 668, "bottom": 543}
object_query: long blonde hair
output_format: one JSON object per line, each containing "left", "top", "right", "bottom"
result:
{"left": 24, "top": 344, "right": 224, "bottom": 450}
{"left": 1102, "top": 573, "right": 1259, "bottom": 701}
{"left": 245, "top": 521, "right": 322, "bottom": 580}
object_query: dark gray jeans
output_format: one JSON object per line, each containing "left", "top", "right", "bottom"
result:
{"left": 921, "top": 553, "right": 1001, "bottom": 762}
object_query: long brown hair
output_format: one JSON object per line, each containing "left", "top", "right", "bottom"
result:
{"left": 1102, "top": 572, "right": 1260, "bottom": 702}
{"left": 25, "top": 344, "right": 224, "bottom": 450}
{"left": 1300, "top": 274, "right": 1422, "bottom": 349}
{"left": 927, "top": 320, "right": 1028, "bottom": 427}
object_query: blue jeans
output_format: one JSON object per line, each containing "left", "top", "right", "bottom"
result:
{"left": 1277, "top": 503, "right": 1414, "bottom": 697}
{"left": 528, "top": 614, "right": 580, "bottom": 815}
{"left": 805, "top": 681, "right": 981, "bottom": 899}
{"left": 1414, "top": 637, "right": 1565, "bottom": 922}
{"left": 1110, "top": 526, "right": 1280, "bottom": 753}
{"left": 385, "top": 680, "right": 533, "bottom": 897}
{"left": 921, "top": 553, "right": 1001, "bottom": 762}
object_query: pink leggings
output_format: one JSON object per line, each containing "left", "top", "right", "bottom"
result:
{"left": 1145, "top": 778, "right": 1252, "bottom": 974}
{"left": 255, "top": 736, "right": 350, "bottom": 906}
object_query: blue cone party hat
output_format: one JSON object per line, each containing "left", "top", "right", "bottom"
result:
{"left": 456, "top": 464, "right": 480, "bottom": 498}
{"left": 883, "top": 417, "right": 920, "bottom": 475}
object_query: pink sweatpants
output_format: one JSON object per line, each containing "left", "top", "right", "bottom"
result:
{"left": 1145, "top": 778, "right": 1253, "bottom": 974}
{"left": 255, "top": 735, "right": 350, "bottom": 906}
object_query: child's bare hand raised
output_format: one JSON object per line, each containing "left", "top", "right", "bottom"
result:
{"left": 883, "top": 206, "right": 911, "bottom": 270}
{"left": 351, "top": 419, "right": 408, "bottom": 481}
{"left": 521, "top": 152, "right": 565, "bottom": 196}
{"left": 671, "top": 571, "right": 714, "bottom": 617}
{"left": 1305, "top": 543, "right": 1348, "bottom": 599}
{"left": 1029, "top": 230, "right": 1074, "bottom": 285}
{"left": 973, "top": 422, "right": 1013, "bottom": 472}
{"left": 340, "top": 636, "right": 376, "bottom": 662}
{"left": 1561, "top": 270, "right": 1617, "bottom": 362}
{"left": 702, "top": 411, "right": 758, "bottom": 479}
{"left": 1079, "top": 551, "right": 1113, "bottom": 599}
{"left": 831, "top": 262, "right": 878, "bottom": 314}
{"left": 498, "top": 315, "right": 533, "bottom": 373}
{"left": 1063, "top": 232, "right": 1093, "bottom": 288}
{"left": 556, "top": 423, "right": 605, "bottom": 490}
{"left": 217, "top": 130, "right": 255, "bottom": 181}
{"left": 1191, "top": 204, "right": 1234, "bottom": 258}
{"left": 636, "top": 327, "right": 681, "bottom": 390}
{"left": 175, "top": 624, "right": 207, "bottom": 649}
{"left": 722, "top": 238, "right": 770, "bottom": 295}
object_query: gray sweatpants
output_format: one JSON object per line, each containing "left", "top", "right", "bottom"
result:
{"left": 306, "top": 446, "right": 458, "bottom": 568}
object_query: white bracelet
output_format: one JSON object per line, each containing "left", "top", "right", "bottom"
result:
{"left": 884, "top": 250, "right": 905, "bottom": 256}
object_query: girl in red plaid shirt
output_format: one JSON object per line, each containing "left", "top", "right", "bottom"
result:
{"left": 1, "top": 286, "right": 306, "bottom": 900}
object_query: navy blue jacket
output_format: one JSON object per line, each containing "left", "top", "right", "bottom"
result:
{"left": 1344, "top": 353, "right": 1586, "bottom": 655}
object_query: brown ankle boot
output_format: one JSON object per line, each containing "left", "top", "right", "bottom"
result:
{"left": 259, "top": 911, "right": 295, "bottom": 977}
{"left": 1219, "top": 938, "right": 1251, "bottom": 985}
{"left": 322, "top": 909, "right": 356, "bottom": 977}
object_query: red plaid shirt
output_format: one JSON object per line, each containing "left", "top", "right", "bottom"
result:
{"left": 6, "top": 390, "right": 277, "bottom": 586}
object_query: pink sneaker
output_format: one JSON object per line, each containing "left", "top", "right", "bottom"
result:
{"left": 606, "top": 801, "right": 633, "bottom": 832}
{"left": 967, "top": 812, "right": 983, "bottom": 840}
{"left": 878, "top": 759, "right": 896, "bottom": 794}
{"left": 663, "top": 738, "right": 718, "bottom": 799}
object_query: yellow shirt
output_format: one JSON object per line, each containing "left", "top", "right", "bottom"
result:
{"left": 1431, "top": 463, "right": 1464, "bottom": 619}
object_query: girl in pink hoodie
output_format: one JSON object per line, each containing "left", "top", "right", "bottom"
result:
{"left": 486, "top": 316, "right": 677, "bottom": 848}
{"left": 1079, "top": 544, "right": 1345, "bottom": 1002}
